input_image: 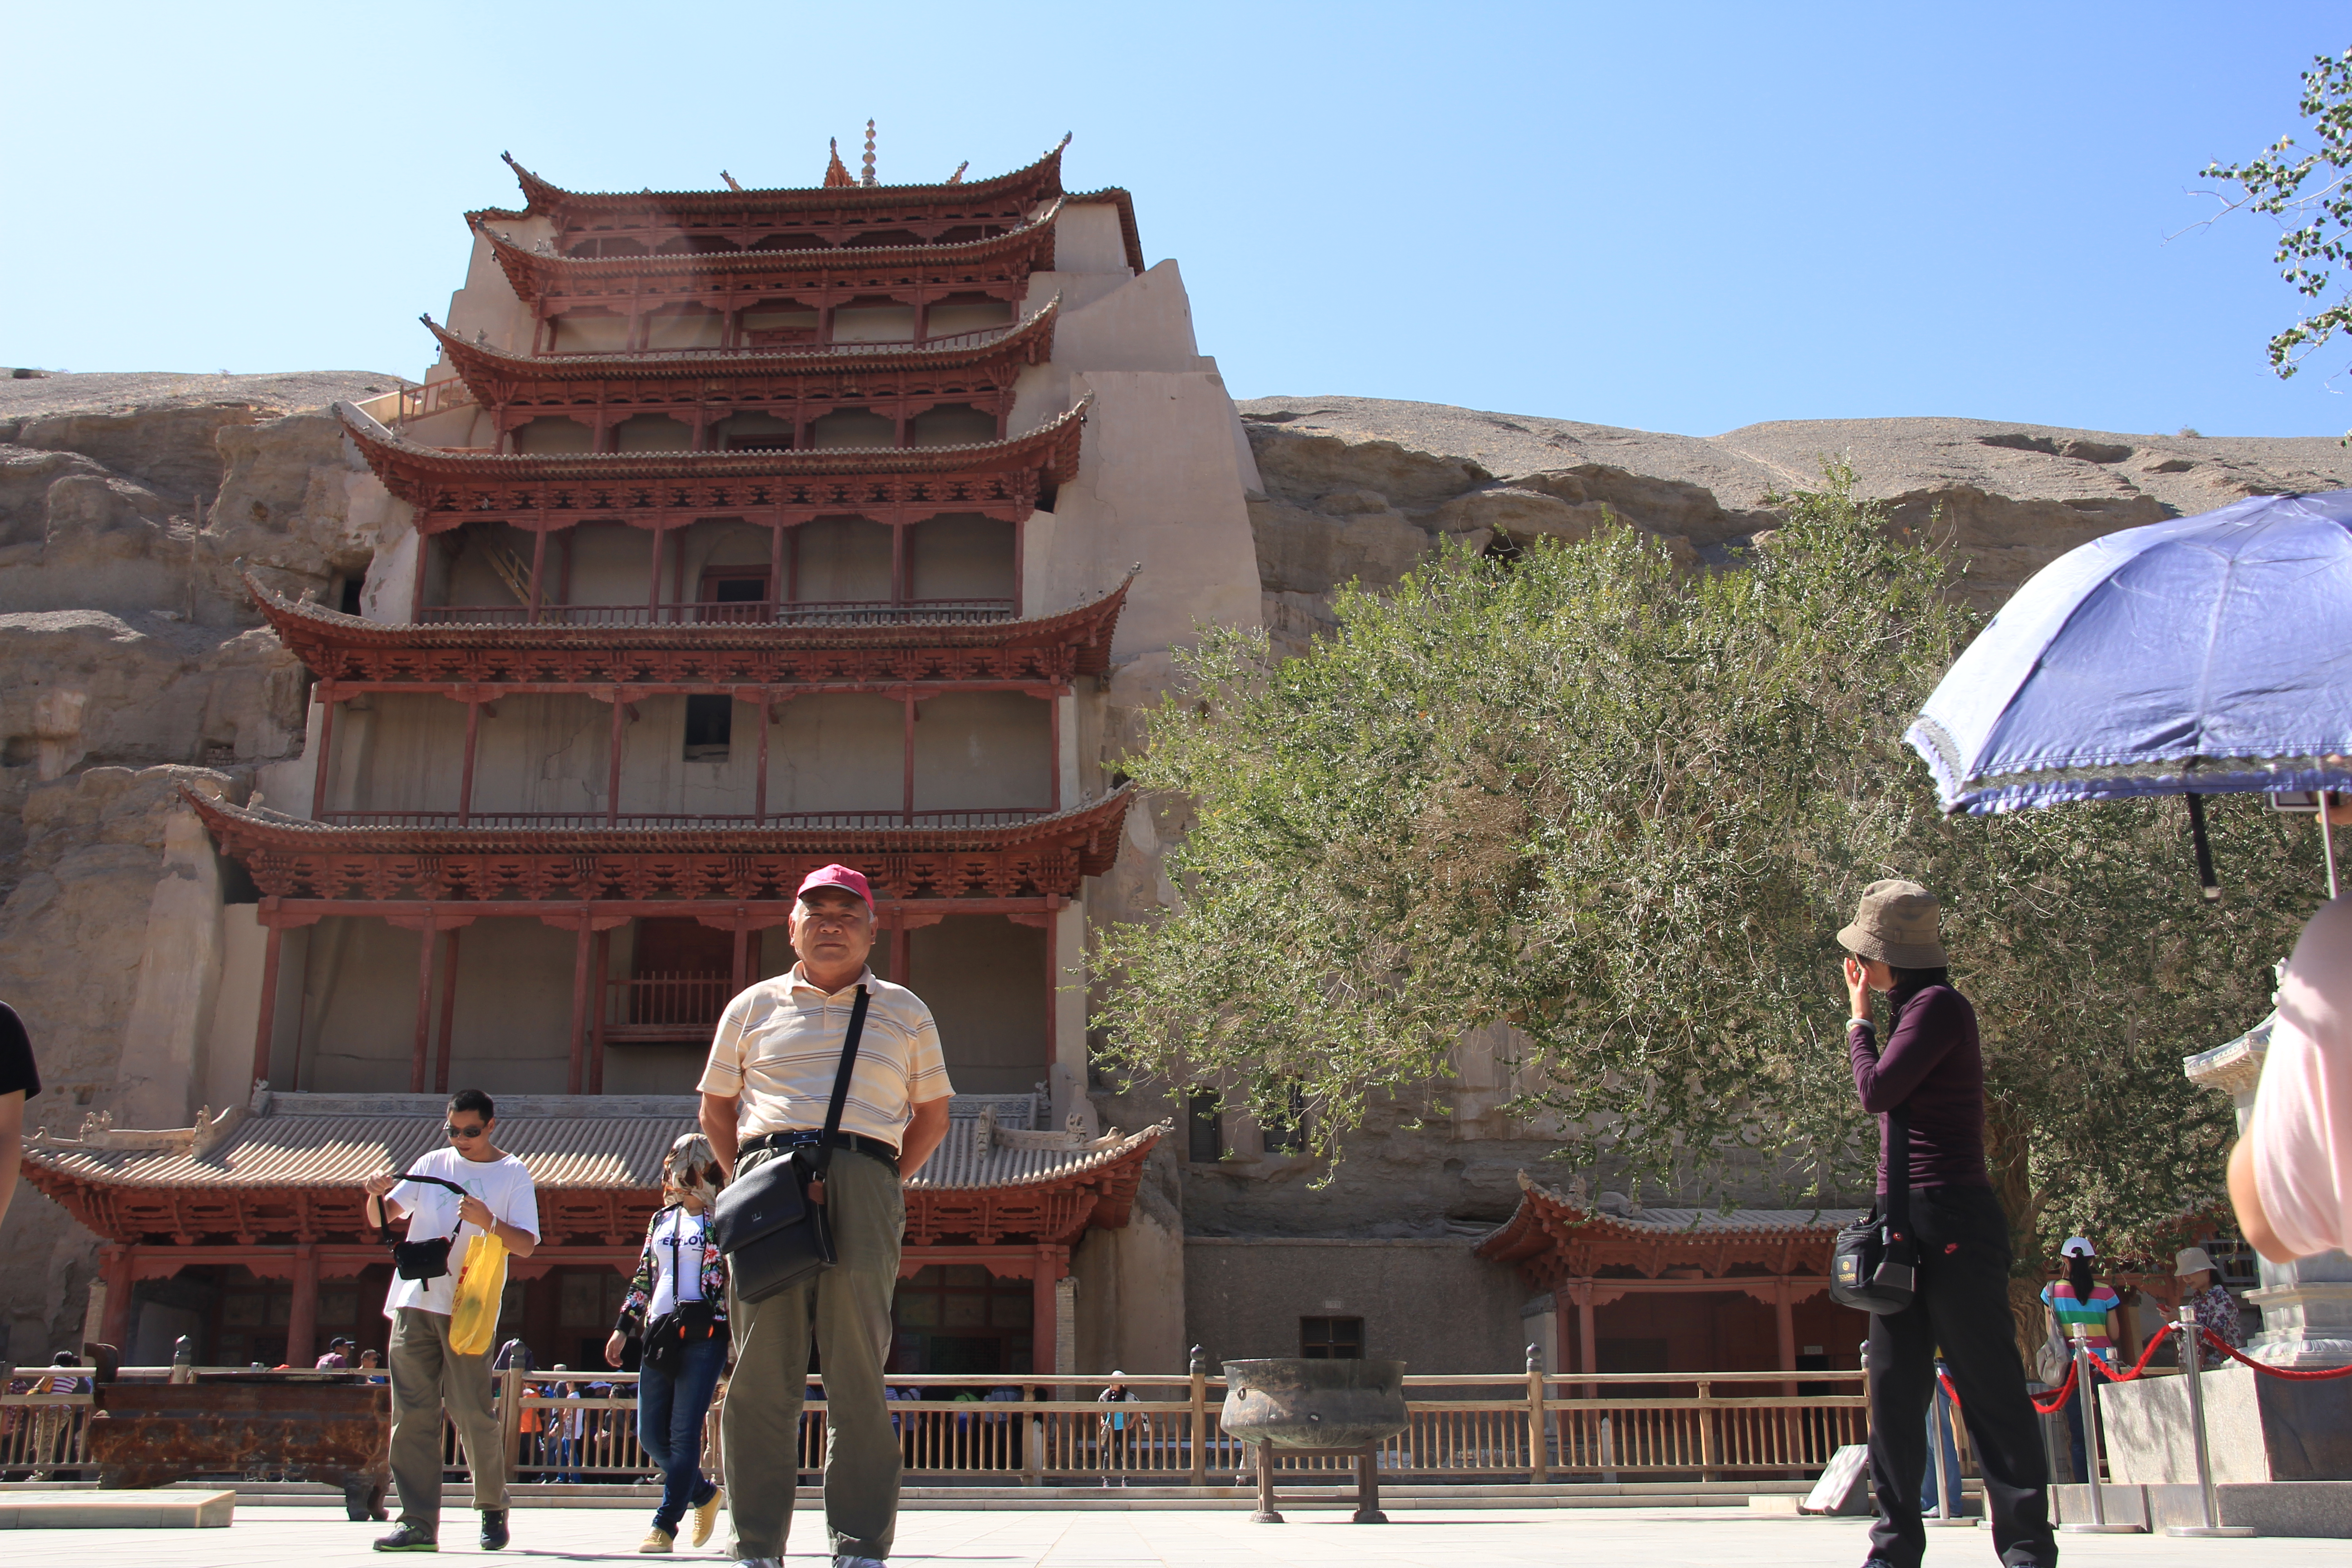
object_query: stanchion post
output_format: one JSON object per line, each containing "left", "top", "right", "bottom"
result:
{"left": 1928, "top": 1370, "right": 1975, "bottom": 1526}
{"left": 2166, "top": 1311, "right": 2254, "bottom": 1538}
{"left": 2059, "top": 1324, "right": 2144, "bottom": 1534}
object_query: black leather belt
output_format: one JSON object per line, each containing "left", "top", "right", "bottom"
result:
{"left": 740, "top": 1129, "right": 899, "bottom": 1174}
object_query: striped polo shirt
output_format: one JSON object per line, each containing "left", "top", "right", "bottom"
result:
{"left": 697, "top": 966, "right": 953, "bottom": 1150}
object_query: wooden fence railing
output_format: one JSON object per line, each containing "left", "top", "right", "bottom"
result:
{"left": 4, "top": 1365, "right": 1874, "bottom": 1487}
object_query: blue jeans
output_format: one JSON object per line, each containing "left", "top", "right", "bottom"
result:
{"left": 638, "top": 1336, "right": 725, "bottom": 1534}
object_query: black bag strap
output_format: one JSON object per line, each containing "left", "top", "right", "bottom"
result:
{"left": 369, "top": 1170, "right": 470, "bottom": 1238}
{"left": 1885, "top": 1105, "right": 1911, "bottom": 1240}
{"left": 807, "top": 985, "right": 872, "bottom": 1177}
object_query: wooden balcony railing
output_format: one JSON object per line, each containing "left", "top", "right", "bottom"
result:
{"left": 412, "top": 599, "right": 1017, "bottom": 628}
{"left": 7, "top": 1365, "right": 1882, "bottom": 1489}
{"left": 315, "top": 809, "right": 1051, "bottom": 832}
{"left": 603, "top": 972, "right": 730, "bottom": 1041}
{"left": 535, "top": 323, "right": 1024, "bottom": 361}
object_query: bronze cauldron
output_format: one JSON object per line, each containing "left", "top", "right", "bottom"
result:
{"left": 1220, "top": 1357, "right": 1408, "bottom": 1450}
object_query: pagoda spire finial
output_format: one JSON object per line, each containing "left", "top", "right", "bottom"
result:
{"left": 861, "top": 119, "right": 877, "bottom": 187}
{"left": 822, "top": 137, "right": 854, "bottom": 188}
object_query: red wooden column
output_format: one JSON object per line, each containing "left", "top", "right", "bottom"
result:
{"left": 1574, "top": 1283, "right": 1598, "bottom": 1399}
{"left": 767, "top": 522, "right": 786, "bottom": 618}
{"left": 98, "top": 1244, "right": 136, "bottom": 1349}
{"left": 457, "top": 696, "right": 481, "bottom": 826}
{"left": 753, "top": 697, "right": 769, "bottom": 826}
{"left": 285, "top": 1244, "right": 320, "bottom": 1367}
{"left": 586, "top": 927, "right": 613, "bottom": 1094}
{"left": 567, "top": 918, "right": 595, "bottom": 1095}
{"left": 526, "top": 527, "right": 548, "bottom": 622}
{"left": 250, "top": 918, "right": 285, "bottom": 1088}
{"left": 1774, "top": 1279, "right": 1799, "bottom": 1398}
{"left": 411, "top": 528, "right": 433, "bottom": 619}
{"left": 902, "top": 695, "right": 917, "bottom": 825}
{"left": 645, "top": 524, "right": 668, "bottom": 619}
{"left": 606, "top": 692, "right": 628, "bottom": 827}
{"left": 309, "top": 683, "right": 337, "bottom": 818}
{"left": 731, "top": 912, "right": 751, "bottom": 997}
{"left": 431, "top": 929, "right": 463, "bottom": 1093}
{"left": 1031, "top": 1248, "right": 1058, "bottom": 1377}
{"left": 891, "top": 524, "right": 908, "bottom": 605}
{"left": 407, "top": 920, "right": 438, "bottom": 1093}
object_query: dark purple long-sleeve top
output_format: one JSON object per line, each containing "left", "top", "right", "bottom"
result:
{"left": 1847, "top": 985, "right": 1990, "bottom": 1193}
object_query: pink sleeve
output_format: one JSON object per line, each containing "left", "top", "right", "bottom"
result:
{"left": 2249, "top": 899, "right": 2352, "bottom": 1259}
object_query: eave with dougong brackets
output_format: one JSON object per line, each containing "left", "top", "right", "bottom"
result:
{"left": 247, "top": 573, "right": 1132, "bottom": 691}
{"left": 476, "top": 200, "right": 1063, "bottom": 313}
{"left": 1476, "top": 1172, "right": 1864, "bottom": 1302}
{"left": 474, "top": 141, "right": 1071, "bottom": 242}
{"left": 336, "top": 397, "right": 1088, "bottom": 531}
{"left": 186, "top": 789, "right": 1132, "bottom": 906}
{"left": 21, "top": 1091, "right": 1165, "bottom": 1251}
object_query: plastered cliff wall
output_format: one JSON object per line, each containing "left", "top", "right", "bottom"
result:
{"left": 0, "top": 370, "right": 402, "bottom": 1356}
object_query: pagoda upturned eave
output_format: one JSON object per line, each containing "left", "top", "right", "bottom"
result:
{"left": 475, "top": 198, "right": 1063, "bottom": 305}
{"left": 475, "top": 139, "right": 1069, "bottom": 225}
{"left": 333, "top": 395, "right": 1088, "bottom": 500}
{"left": 245, "top": 571, "right": 1135, "bottom": 684}
{"left": 421, "top": 295, "right": 1060, "bottom": 390}
{"left": 183, "top": 787, "right": 1133, "bottom": 905}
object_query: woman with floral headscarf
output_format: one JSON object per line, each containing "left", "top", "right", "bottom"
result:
{"left": 607, "top": 1132, "right": 729, "bottom": 1553}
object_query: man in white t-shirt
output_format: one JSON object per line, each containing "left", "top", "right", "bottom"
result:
{"left": 362, "top": 1089, "right": 541, "bottom": 1553}
{"left": 699, "top": 864, "right": 953, "bottom": 1568}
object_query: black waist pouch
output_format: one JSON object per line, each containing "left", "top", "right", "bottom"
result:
{"left": 379, "top": 1172, "right": 470, "bottom": 1281}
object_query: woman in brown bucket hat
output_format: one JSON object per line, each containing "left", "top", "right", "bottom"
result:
{"left": 1838, "top": 880, "right": 2054, "bottom": 1568}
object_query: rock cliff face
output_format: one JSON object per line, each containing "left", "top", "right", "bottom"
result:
{"left": 0, "top": 371, "right": 395, "bottom": 1357}
{"left": 1238, "top": 396, "right": 2352, "bottom": 654}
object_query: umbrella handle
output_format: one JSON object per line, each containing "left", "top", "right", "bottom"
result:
{"left": 2187, "top": 794, "right": 2221, "bottom": 903}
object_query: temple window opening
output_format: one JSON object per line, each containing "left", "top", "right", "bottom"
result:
{"left": 1300, "top": 1316, "right": 1365, "bottom": 1359}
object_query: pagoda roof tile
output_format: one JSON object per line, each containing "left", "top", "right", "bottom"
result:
{"left": 475, "top": 199, "right": 1063, "bottom": 303}
{"left": 475, "top": 138, "right": 1069, "bottom": 223}
{"left": 421, "top": 294, "right": 1060, "bottom": 387}
{"left": 185, "top": 785, "right": 1132, "bottom": 860}
{"left": 332, "top": 394, "right": 1089, "bottom": 488}
{"left": 22, "top": 1091, "right": 1161, "bottom": 1196}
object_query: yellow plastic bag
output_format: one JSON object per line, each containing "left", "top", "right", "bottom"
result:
{"left": 447, "top": 1232, "right": 509, "bottom": 1356}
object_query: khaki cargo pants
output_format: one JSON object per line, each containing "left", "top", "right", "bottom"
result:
{"left": 721, "top": 1147, "right": 905, "bottom": 1560}
{"left": 388, "top": 1305, "right": 507, "bottom": 1532}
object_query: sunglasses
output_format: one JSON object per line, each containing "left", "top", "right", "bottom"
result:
{"left": 445, "top": 1123, "right": 487, "bottom": 1140}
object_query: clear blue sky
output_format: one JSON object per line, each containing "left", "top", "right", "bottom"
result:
{"left": 6, "top": 2, "right": 2350, "bottom": 438}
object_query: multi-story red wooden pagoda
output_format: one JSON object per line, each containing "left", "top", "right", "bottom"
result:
{"left": 17, "top": 133, "right": 1276, "bottom": 1378}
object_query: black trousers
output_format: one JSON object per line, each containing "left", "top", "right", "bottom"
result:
{"left": 1865, "top": 1184, "right": 2056, "bottom": 1568}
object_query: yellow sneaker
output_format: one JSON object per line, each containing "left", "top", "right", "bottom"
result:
{"left": 637, "top": 1527, "right": 674, "bottom": 1554}
{"left": 691, "top": 1488, "right": 723, "bottom": 1548}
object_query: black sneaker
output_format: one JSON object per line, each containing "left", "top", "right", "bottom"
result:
{"left": 480, "top": 1510, "right": 510, "bottom": 1551}
{"left": 373, "top": 1522, "right": 437, "bottom": 1553}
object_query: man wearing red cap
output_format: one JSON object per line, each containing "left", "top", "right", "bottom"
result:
{"left": 698, "top": 864, "right": 952, "bottom": 1568}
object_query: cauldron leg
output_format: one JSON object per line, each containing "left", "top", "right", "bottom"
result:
{"left": 342, "top": 1475, "right": 375, "bottom": 1522}
{"left": 1251, "top": 1441, "right": 1284, "bottom": 1524}
{"left": 1352, "top": 1447, "right": 1387, "bottom": 1524}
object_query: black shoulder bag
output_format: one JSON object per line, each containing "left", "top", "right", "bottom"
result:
{"left": 370, "top": 1172, "right": 471, "bottom": 1281}
{"left": 709, "top": 985, "right": 870, "bottom": 1304}
{"left": 1830, "top": 1106, "right": 1917, "bottom": 1315}
{"left": 639, "top": 1208, "right": 723, "bottom": 1373}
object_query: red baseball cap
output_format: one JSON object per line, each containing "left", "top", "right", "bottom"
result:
{"left": 797, "top": 863, "right": 873, "bottom": 909}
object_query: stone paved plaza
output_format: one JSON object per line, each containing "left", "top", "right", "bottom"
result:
{"left": 1, "top": 1504, "right": 2337, "bottom": 1568}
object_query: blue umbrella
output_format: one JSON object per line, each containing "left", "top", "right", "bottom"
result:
{"left": 1907, "top": 489, "right": 2352, "bottom": 892}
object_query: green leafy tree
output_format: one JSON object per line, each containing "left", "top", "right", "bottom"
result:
{"left": 2202, "top": 47, "right": 2352, "bottom": 391}
{"left": 1094, "top": 471, "right": 2316, "bottom": 1275}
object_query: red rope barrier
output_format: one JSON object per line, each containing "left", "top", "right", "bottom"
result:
{"left": 2200, "top": 1326, "right": 2352, "bottom": 1380}
{"left": 1939, "top": 1324, "right": 2179, "bottom": 1415}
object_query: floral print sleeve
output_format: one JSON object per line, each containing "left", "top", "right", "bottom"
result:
{"left": 613, "top": 1221, "right": 659, "bottom": 1336}
{"left": 698, "top": 1234, "right": 730, "bottom": 1315}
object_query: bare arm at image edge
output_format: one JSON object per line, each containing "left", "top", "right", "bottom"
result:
{"left": 701, "top": 1093, "right": 740, "bottom": 1179}
{"left": 899, "top": 1094, "right": 952, "bottom": 1178}
{"left": 2230, "top": 1136, "right": 2295, "bottom": 1264}
{"left": 0, "top": 1088, "right": 22, "bottom": 1222}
